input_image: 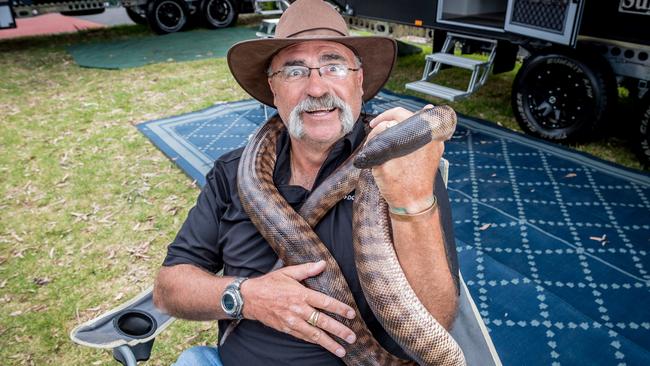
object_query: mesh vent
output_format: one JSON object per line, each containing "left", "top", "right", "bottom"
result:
{"left": 511, "top": 0, "right": 569, "bottom": 33}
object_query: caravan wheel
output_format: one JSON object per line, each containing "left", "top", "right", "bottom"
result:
{"left": 512, "top": 52, "right": 616, "bottom": 141}
{"left": 201, "top": 0, "right": 238, "bottom": 29}
{"left": 126, "top": 6, "right": 148, "bottom": 25}
{"left": 147, "top": 0, "right": 189, "bottom": 34}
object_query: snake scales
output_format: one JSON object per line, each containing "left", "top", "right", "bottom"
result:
{"left": 237, "top": 106, "right": 465, "bottom": 365}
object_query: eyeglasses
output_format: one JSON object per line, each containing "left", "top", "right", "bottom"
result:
{"left": 269, "top": 64, "right": 360, "bottom": 82}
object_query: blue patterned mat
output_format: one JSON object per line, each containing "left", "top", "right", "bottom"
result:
{"left": 138, "top": 91, "right": 650, "bottom": 365}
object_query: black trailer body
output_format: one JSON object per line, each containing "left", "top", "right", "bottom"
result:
{"left": 340, "top": 0, "right": 650, "bottom": 165}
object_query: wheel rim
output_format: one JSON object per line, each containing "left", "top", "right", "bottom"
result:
{"left": 206, "top": 0, "right": 233, "bottom": 27}
{"left": 521, "top": 61, "right": 597, "bottom": 133}
{"left": 155, "top": 0, "right": 185, "bottom": 32}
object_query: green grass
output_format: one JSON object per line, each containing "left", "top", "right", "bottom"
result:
{"left": 0, "top": 22, "right": 646, "bottom": 366}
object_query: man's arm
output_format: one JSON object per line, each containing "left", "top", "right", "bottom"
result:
{"left": 153, "top": 261, "right": 359, "bottom": 357}
{"left": 154, "top": 157, "right": 358, "bottom": 358}
{"left": 367, "top": 106, "right": 458, "bottom": 329}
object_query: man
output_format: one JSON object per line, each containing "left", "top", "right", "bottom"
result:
{"left": 153, "top": 0, "right": 460, "bottom": 364}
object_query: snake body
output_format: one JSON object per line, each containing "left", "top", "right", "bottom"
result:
{"left": 237, "top": 106, "right": 465, "bottom": 365}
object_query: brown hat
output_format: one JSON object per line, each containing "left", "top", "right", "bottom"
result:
{"left": 227, "top": 0, "right": 397, "bottom": 107}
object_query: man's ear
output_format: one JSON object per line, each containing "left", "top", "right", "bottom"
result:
{"left": 268, "top": 78, "right": 278, "bottom": 100}
{"left": 357, "top": 68, "right": 364, "bottom": 94}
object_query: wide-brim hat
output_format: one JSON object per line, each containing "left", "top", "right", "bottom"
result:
{"left": 227, "top": 0, "right": 397, "bottom": 107}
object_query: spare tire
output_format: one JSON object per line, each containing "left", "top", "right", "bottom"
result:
{"left": 511, "top": 52, "right": 616, "bottom": 141}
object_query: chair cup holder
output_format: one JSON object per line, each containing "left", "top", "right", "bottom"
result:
{"left": 114, "top": 309, "right": 157, "bottom": 339}
{"left": 112, "top": 310, "right": 158, "bottom": 364}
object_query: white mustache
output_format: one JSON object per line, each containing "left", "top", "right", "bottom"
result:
{"left": 287, "top": 94, "right": 355, "bottom": 141}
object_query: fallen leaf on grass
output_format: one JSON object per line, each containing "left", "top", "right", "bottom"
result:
{"left": 0, "top": 280, "right": 6, "bottom": 288}
{"left": 70, "top": 212, "right": 89, "bottom": 221}
{"left": 184, "top": 334, "right": 199, "bottom": 343}
{"left": 10, "top": 231, "right": 24, "bottom": 243}
{"left": 10, "top": 310, "right": 22, "bottom": 317}
{"left": 33, "top": 277, "right": 51, "bottom": 286}
{"left": 29, "top": 304, "right": 48, "bottom": 312}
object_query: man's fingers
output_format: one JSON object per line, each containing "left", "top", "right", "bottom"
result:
{"left": 369, "top": 106, "right": 411, "bottom": 128}
{"left": 293, "top": 318, "right": 349, "bottom": 358}
{"left": 369, "top": 104, "right": 435, "bottom": 128}
{"left": 366, "top": 120, "right": 397, "bottom": 141}
{"left": 306, "top": 288, "right": 356, "bottom": 320}
{"left": 309, "top": 309, "right": 357, "bottom": 345}
{"left": 281, "top": 260, "right": 326, "bottom": 281}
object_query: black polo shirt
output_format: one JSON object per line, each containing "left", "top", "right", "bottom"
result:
{"left": 163, "top": 116, "right": 459, "bottom": 366}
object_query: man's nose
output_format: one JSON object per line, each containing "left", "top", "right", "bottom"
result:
{"left": 304, "top": 69, "right": 329, "bottom": 98}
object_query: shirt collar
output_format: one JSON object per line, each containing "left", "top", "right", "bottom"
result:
{"left": 273, "top": 114, "right": 368, "bottom": 190}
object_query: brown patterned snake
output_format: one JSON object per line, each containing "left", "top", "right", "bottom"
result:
{"left": 237, "top": 106, "right": 466, "bottom": 365}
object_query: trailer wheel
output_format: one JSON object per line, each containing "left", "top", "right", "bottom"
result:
{"left": 147, "top": 0, "right": 189, "bottom": 34}
{"left": 201, "top": 0, "right": 238, "bottom": 29}
{"left": 512, "top": 53, "right": 615, "bottom": 141}
{"left": 636, "top": 98, "right": 650, "bottom": 167}
{"left": 126, "top": 6, "right": 148, "bottom": 25}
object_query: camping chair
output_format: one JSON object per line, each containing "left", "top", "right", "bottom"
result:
{"left": 70, "top": 159, "right": 502, "bottom": 365}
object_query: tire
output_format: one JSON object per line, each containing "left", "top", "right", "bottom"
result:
{"left": 200, "top": 0, "right": 238, "bottom": 29}
{"left": 146, "top": 0, "right": 189, "bottom": 34}
{"left": 636, "top": 98, "right": 650, "bottom": 167}
{"left": 125, "top": 6, "right": 148, "bottom": 25}
{"left": 511, "top": 52, "right": 616, "bottom": 141}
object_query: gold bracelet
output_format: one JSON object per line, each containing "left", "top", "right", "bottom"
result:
{"left": 388, "top": 195, "right": 437, "bottom": 221}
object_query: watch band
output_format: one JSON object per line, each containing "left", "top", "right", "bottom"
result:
{"left": 221, "top": 277, "right": 248, "bottom": 320}
{"left": 229, "top": 276, "right": 248, "bottom": 290}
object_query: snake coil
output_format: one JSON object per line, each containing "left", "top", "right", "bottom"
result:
{"left": 238, "top": 106, "right": 465, "bottom": 365}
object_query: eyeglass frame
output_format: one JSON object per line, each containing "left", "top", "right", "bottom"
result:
{"left": 268, "top": 64, "right": 361, "bottom": 82}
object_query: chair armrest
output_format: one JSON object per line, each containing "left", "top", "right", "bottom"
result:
{"left": 70, "top": 286, "right": 175, "bottom": 365}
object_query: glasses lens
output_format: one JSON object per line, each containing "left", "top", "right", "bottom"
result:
{"left": 276, "top": 64, "right": 351, "bottom": 82}
{"left": 321, "top": 64, "right": 347, "bottom": 78}
{"left": 282, "top": 66, "right": 309, "bottom": 81}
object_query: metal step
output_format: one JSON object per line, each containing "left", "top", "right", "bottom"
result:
{"left": 254, "top": 0, "right": 287, "bottom": 15}
{"left": 258, "top": 9, "right": 283, "bottom": 15}
{"left": 426, "top": 53, "right": 488, "bottom": 70}
{"left": 405, "top": 81, "right": 470, "bottom": 102}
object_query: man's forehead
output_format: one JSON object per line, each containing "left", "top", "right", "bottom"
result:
{"left": 271, "top": 41, "right": 356, "bottom": 64}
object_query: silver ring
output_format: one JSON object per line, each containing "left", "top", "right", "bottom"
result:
{"left": 307, "top": 310, "right": 320, "bottom": 327}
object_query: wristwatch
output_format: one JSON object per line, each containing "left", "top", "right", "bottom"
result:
{"left": 221, "top": 277, "right": 248, "bottom": 320}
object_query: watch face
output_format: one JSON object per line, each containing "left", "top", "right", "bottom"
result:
{"left": 222, "top": 292, "right": 236, "bottom": 312}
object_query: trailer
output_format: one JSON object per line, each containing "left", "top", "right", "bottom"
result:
{"left": 334, "top": 0, "right": 650, "bottom": 166}
{"left": 0, "top": 0, "right": 257, "bottom": 34}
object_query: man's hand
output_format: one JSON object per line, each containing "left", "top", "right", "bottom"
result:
{"left": 241, "top": 260, "right": 357, "bottom": 358}
{"left": 368, "top": 105, "right": 444, "bottom": 213}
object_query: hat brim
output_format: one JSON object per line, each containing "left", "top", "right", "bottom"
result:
{"left": 227, "top": 36, "right": 397, "bottom": 107}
